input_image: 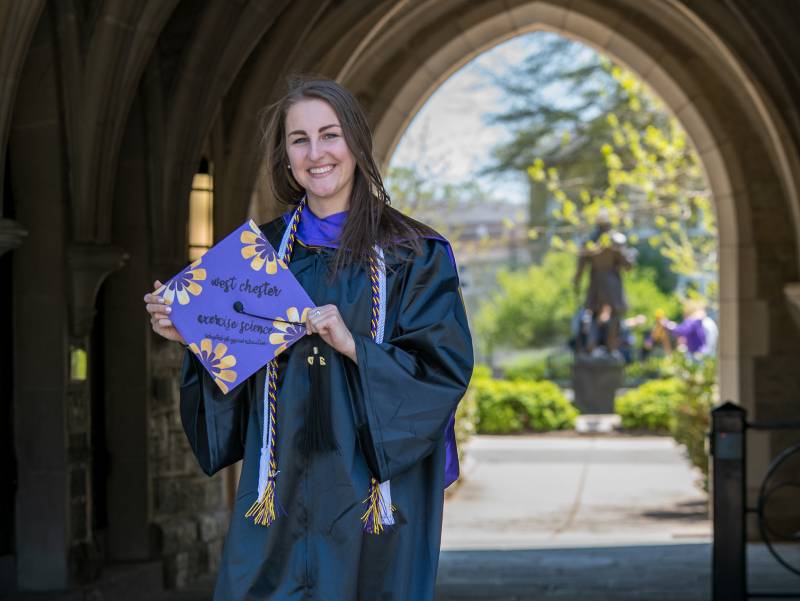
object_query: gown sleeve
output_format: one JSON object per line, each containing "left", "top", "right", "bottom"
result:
{"left": 179, "top": 351, "right": 251, "bottom": 476}
{"left": 344, "top": 239, "right": 474, "bottom": 483}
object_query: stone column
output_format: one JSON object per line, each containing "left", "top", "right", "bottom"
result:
{"left": 65, "top": 243, "right": 128, "bottom": 581}
{"left": 785, "top": 283, "right": 800, "bottom": 331}
{"left": 0, "top": 219, "right": 26, "bottom": 257}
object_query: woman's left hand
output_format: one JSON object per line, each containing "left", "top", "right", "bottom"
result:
{"left": 306, "top": 304, "right": 357, "bottom": 363}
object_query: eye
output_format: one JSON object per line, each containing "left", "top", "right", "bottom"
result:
{"left": 291, "top": 137, "right": 308, "bottom": 145}
{"left": 323, "top": 132, "right": 339, "bottom": 140}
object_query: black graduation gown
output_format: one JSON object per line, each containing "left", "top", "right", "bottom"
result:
{"left": 179, "top": 217, "right": 474, "bottom": 600}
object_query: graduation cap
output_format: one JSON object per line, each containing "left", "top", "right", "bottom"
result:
{"left": 155, "top": 219, "right": 316, "bottom": 393}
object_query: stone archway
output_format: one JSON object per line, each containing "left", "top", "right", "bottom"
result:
{"left": 329, "top": 1, "right": 800, "bottom": 484}
{"left": 4, "top": 0, "right": 800, "bottom": 592}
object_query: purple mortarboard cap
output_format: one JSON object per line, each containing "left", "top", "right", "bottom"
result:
{"left": 155, "top": 219, "right": 316, "bottom": 394}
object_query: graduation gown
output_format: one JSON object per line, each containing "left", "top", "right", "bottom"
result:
{"left": 180, "top": 214, "right": 474, "bottom": 600}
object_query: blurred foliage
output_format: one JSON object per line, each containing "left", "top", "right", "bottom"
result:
{"left": 487, "top": 32, "right": 716, "bottom": 299}
{"left": 615, "top": 378, "right": 684, "bottom": 432}
{"left": 475, "top": 252, "right": 576, "bottom": 353}
{"left": 614, "top": 353, "right": 717, "bottom": 489}
{"left": 666, "top": 353, "right": 718, "bottom": 489}
{"left": 634, "top": 241, "right": 679, "bottom": 294}
{"left": 455, "top": 372, "right": 480, "bottom": 462}
{"left": 470, "top": 374, "right": 579, "bottom": 434}
{"left": 476, "top": 252, "right": 680, "bottom": 352}
{"left": 503, "top": 348, "right": 573, "bottom": 383}
{"left": 624, "top": 355, "right": 670, "bottom": 383}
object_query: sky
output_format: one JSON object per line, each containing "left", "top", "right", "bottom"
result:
{"left": 388, "top": 31, "right": 603, "bottom": 206}
{"left": 388, "top": 34, "right": 534, "bottom": 205}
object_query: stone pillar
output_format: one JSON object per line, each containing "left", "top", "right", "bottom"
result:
{"left": 9, "top": 12, "right": 129, "bottom": 588}
{"left": 0, "top": 219, "right": 27, "bottom": 257}
{"left": 103, "top": 92, "right": 162, "bottom": 562}
{"left": 0, "top": 218, "right": 25, "bottom": 593}
{"left": 10, "top": 14, "right": 72, "bottom": 586}
{"left": 785, "top": 282, "right": 800, "bottom": 331}
{"left": 65, "top": 243, "right": 128, "bottom": 582}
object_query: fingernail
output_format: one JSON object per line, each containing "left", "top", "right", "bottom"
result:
{"left": 160, "top": 319, "right": 170, "bottom": 326}
{"left": 165, "top": 307, "right": 171, "bottom": 313}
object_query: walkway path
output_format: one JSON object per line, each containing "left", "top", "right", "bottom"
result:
{"left": 435, "top": 434, "right": 799, "bottom": 600}
{"left": 10, "top": 435, "right": 799, "bottom": 600}
{"left": 441, "top": 435, "right": 710, "bottom": 550}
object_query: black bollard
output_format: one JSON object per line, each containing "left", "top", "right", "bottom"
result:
{"left": 710, "top": 401, "right": 747, "bottom": 601}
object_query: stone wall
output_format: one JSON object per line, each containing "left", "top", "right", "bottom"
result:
{"left": 149, "top": 340, "right": 229, "bottom": 588}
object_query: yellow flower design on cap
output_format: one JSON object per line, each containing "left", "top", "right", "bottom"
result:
{"left": 156, "top": 259, "right": 206, "bottom": 305}
{"left": 269, "top": 307, "right": 311, "bottom": 356}
{"left": 241, "top": 221, "right": 288, "bottom": 274}
{"left": 188, "top": 339, "right": 238, "bottom": 394}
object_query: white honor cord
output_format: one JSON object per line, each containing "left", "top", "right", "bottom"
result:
{"left": 269, "top": 228, "right": 394, "bottom": 523}
{"left": 374, "top": 245, "right": 394, "bottom": 525}
{"left": 277, "top": 210, "right": 297, "bottom": 260}
{"left": 260, "top": 207, "right": 298, "bottom": 502}
{"left": 258, "top": 371, "right": 271, "bottom": 500}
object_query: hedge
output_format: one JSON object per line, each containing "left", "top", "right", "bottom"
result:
{"left": 471, "top": 376, "right": 578, "bottom": 434}
{"left": 614, "top": 378, "right": 684, "bottom": 432}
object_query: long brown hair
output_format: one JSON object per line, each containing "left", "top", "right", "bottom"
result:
{"left": 260, "top": 76, "right": 436, "bottom": 273}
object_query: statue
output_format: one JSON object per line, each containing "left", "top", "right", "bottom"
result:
{"left": 570, "top": 210, "right": 637, "bottom": 415}
{"left": 572, "top": 210, "right": 637, "bottom": 354}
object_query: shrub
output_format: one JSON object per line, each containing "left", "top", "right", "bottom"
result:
{"left": 454, "top": 370, "right": 481, "bottom": 457}
{"left": 473, "top": 378, "right": 578, "bottom": 434}
{"left": 624, "top": 355, "right": 670, "bottom": 383}
{"left": 615, "top": 354, "right": 717, "bottom": 490}
{"left": 504, "top": 353, "right": 547, "bottom": 381}
{"left": 546, "top": 351, "right": 574, "bottom": 382}
{"left": 615, "top": 378, "right": 684, "bottom": 431}
{"left": 667, "top": 354, "right": 717, "bottom": 489}
{"left": 503, "top": 348, "right": 573, "bottom": 383}
{"left": 454, "top": 364, "right": 494, "bottom": 457}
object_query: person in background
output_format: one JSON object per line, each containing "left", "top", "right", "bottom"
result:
{"left": 660, "top": 299, "right": 717, "bottom": 357}
{"left": 640, "top": 308, "right": 672, "bottom": 360}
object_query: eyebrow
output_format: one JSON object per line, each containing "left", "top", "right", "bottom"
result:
{"left": 287, "top": 124, "right": 340, "bottom": 137}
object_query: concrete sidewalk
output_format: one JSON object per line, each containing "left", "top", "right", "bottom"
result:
{"left": 6, "top": 435, "right": 799, "bottom": 600}
{"left": 441, "top": 434, "right": 710, "bottom": 550}
{"left": 436, "top": 543, "right": 800, "bottom": 600}
{"left": 435, "top": 434, "right": 799, "bottom": 600}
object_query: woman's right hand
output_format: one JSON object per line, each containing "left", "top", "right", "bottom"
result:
{"left": 143, "top": 280, "right": 186, "bottom": 345}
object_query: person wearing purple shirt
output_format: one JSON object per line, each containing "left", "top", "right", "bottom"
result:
{"left": 661, "top": 300, "right": 717, "bottom": 356}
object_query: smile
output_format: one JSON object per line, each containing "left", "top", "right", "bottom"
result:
{"left": 309, "top": 165, "right": 334, "bottom": 175}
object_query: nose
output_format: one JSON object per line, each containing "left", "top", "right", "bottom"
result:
{"left": 308, "top": 138, "right": 324, "bottom": 162}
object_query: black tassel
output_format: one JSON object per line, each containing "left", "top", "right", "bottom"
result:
{"left": 306, "top": 335, "right": 338, "bottom": 454}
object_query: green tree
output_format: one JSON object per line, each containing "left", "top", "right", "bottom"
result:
{"left": 487, "top": 32, "right": 716, "bottom": 295}
{"left": 476, "top": 252, "right": 679, "bottom": 353}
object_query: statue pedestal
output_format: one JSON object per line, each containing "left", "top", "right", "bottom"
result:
{"left": 572, "top": 353, "right": 625, "bottom": 414}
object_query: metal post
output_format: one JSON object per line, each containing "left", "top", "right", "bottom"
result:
{"left": 711, "top": 402, "right": 747, "bottom": 601}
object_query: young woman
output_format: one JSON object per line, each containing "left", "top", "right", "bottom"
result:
{"left": 143, "top": 78, "right": 473, "bottom": 600}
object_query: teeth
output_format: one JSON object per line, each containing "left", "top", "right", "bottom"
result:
{"left": 309, "top": 166, "right": 333, "bottom": 175}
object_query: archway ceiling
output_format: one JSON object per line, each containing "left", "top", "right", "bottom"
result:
{"left": 1, "top": 0, "right": 798, "bottom": 280}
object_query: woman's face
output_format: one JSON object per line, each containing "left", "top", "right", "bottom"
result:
{"left": 285, "top": 98, "right": 356, "bottom": 214}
